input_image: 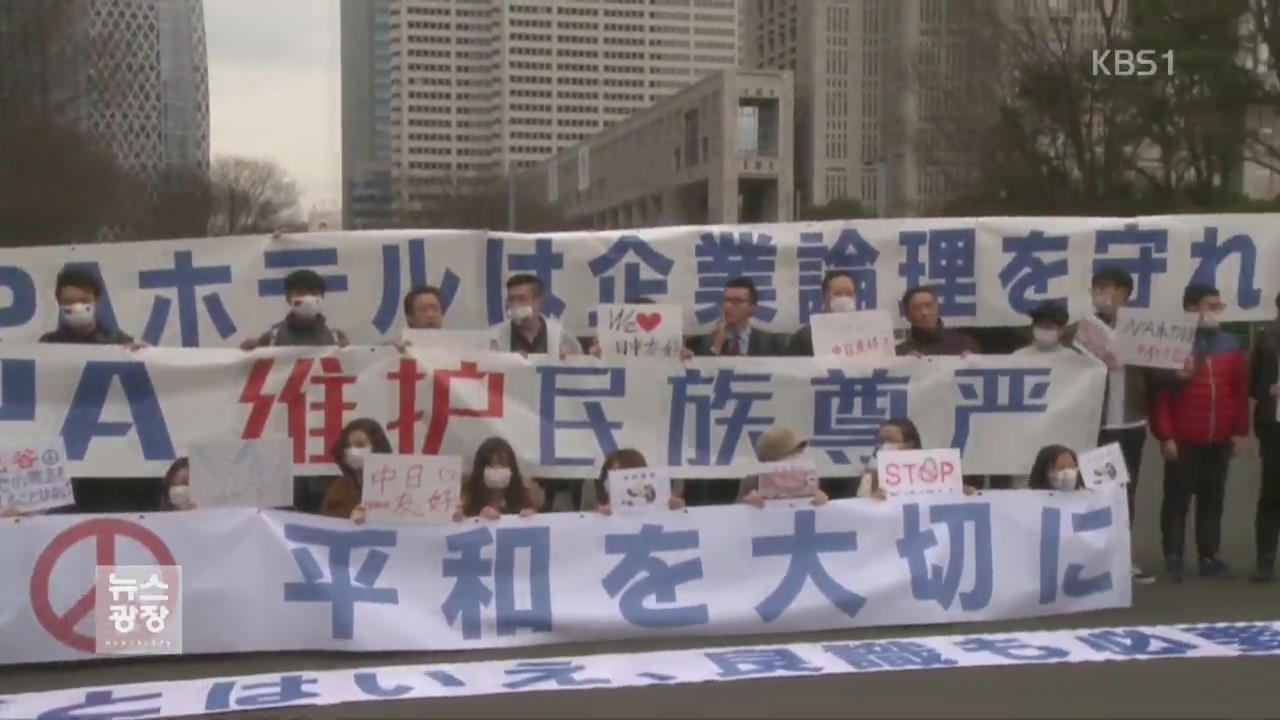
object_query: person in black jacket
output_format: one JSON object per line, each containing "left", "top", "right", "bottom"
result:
{"left": 686, "top": 277, "right": 789, "bottom": 357}
{"left": 790, "top": 270, "right": 859, "bottom": 356}
{"left": 240, "top": 269, "right": 350, "bottom": 349}
{"left": 40, "top": 268, "right": 137, "bottom": 346}
{"left": 1249, "top": 291, "right": 1280, "bottom": 583}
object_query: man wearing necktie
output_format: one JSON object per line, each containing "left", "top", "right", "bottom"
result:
{"left": 687, "top": 277, "right": 789, "bottom": 358}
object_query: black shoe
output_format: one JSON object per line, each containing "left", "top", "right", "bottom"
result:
{"left": 1249, "top": 568, "right": 1274, "bottom": 584}
{"left": 1166, "top": 556, "right": 1184, "bottom": 583}
{"left": 1199, "top": 557, "right": 1230, "bottom": 578}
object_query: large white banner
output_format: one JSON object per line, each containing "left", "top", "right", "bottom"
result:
{"left": 0, "top": 486, "right": 1131, "bottom": 666}
{"left": 0, "top": 346, "right": 1105, "bottom": 478}
{"left": 0, "top": 215, "right": 1275, "bottom": 347}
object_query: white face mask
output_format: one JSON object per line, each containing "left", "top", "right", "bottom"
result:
{"left": 483, "top": 466, "right": 512, "bottom": 489}
{"left": 291, "top": 295, "right": 322, "bottom": 319}
{"left": 168, "top": 485, "right": 190, "bottom": 506}
{"left": 1051, "top": 468, "right": 1079, "bottom": 492}
{"left": 880, "top": 441, "right": 906, "bottom": 452}
{"left": 1091, "top": 292, "right": 1114, "bottom": 313}
{"left": 61, "top": 303, "right": 95, "bottom": 329}
{"left": 506, "top": 304, "right": 534, "bottom": 322}
{"left": 345, "top": 446, "right": 370, "bottom": 471}
{"left": 1032, "top": 327, "right": 1061, "bottom": 349}
{"left": 828, "top": 296, "right": 857, "bottom": 313}
{"left": 1200, "top": 311, "right": 1221, "bottom": 329}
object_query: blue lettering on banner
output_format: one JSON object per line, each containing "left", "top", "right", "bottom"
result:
{"left": 898, "top": 228, "right": 977, "bottom": 318}
{"left": 353, "top": 671, "right": 414, "bottom": 699}
{"left": 256, "top": 248, "right": 349, "bottom": 297}
{"left": 637, "top": 671, "right": 679, "bottom": 682}
{"left": 951, "top": 368, "right": 1051, "bottom": 449}
{"left": 34, "top": 690, "right": 163, "bottom": 720}
{"left": 0, "top": 266, "right": 36, "bottom": 331}
{"left": 999, "top": 230, "right": 1070, "bottom": 313}
{"left": 694, "top": 231, "right": 778, "bottom": 323}
{"left": 485, "top": 237, "right": 567, "bottom": 324}
{"left": 281, "top": 525, "right": 399, "bottom": 640}
{"left": 585, "top": 234, "right": 674, "bottom": 328}
{"left": 1178, "top": 623, "right": 1280, "bottom": 653}
{"left": 809, "top": 368, "right": 909, "bottom": 464}
{"left": 752, "top": 509, "right": 865, "bottom": 622}
{"left": 536, "top": 366, "right": 624, "bottom": 466}
{"left": 953, "top": 635, "right": 1072, "bottom": 661}
{"left": 704, "top": 648, "right": 822, "bottom": 678}
{"left": 61, "top": 362, "right": 175, "bottom": 461}
{"left": 822, "top": 641, "right": 960, "bottom": 670}
{"left": 371, "top": 238, "right": 462, "bottom": 334}
{"left": 441, "top": 526, "right": 553, "bottom": 640}
{"left": 1190, "top": 227, "right": 1261, "bottom": 310}
{"left": 1038, "top": 506, "right": 1115, "bottom": 604}
{"left": 61, "top": 262, "right": 123, "bottom": 337}
{"left": 666, "top": 369, "right": 774, "bottom": 467}
{"left": 501, "top": 661, "right": 610, "bottom": 690}
{"left": 601, "top": 524, "right": 708, "bottom": 628}
{"left": 1093, "top": 224, "right": 1168, "bottom": 308}
{"left": 1076, "top": 629, "right": 1197, "bottom": 657}
{"left": 204, "top": 674, "right": 320, "bottom": 712}
{"left": 896, "top": 502, "right": 994, "bottom": 612}
{"left": 137, "top": 250, "right": 236, "bottom": 347}
{"left": 797, "top": 228, "right": 880, "bottom": 324}
{"left": 0, "top": 359, "right": 36, "bottom": 421}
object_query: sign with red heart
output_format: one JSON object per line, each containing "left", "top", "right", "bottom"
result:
{"left": 596, "top": 304, "right": 684, "bottom": 359}
{"left": 635, "top": 313, "right": 663, "bottom": 332}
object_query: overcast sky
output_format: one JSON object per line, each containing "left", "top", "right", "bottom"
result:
{"left": 205, "top": 0, "right": 341, "bottom": 213}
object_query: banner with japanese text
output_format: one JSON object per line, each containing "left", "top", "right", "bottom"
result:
{"left": 0, "top": 214, "right": 1275, "bottom": 347}
{"left": 0, "top": 346, "right": 1105, "bottom": 478}
{"left": 0, "top": 486, "right": 1131, "bottom": 666}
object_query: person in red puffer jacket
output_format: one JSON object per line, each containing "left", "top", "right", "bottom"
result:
{"left": 1152, "top": 284, "right": 1249, "bottom": 582}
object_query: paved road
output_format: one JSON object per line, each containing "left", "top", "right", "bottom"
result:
{"left": 3, "top": 576, "right": 1278, "bottom": 718}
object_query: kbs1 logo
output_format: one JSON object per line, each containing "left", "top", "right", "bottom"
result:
{"left": 1092, "top": 49, "right": 1174, "bottom": 77}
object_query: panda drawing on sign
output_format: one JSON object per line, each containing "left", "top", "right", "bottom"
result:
{"left": 623, "top": 482, "right": 658, "bottom": 508}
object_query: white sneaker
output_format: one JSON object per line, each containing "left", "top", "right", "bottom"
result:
{"left": 1132, "top": 565, "right": 1157, "bottom": 585}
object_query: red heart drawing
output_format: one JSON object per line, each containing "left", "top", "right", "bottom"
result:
{"left": 635, "top": 312, "right": 662, "bottom": 332}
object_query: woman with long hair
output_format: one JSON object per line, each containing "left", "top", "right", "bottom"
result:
{"left": 456, "top": 436, "right": 538, "bottom": 520}
{"left": 594, "top": 448, "right": 685, "bottom": 515}
{"left": 160, "top": 457, "right": 196, "bottom": 511}
{"left": 1027, "top": 445, "right": 1082, "bottom": 491}
{"left": 322, "top": 417, "right": 393, "bottom": 520}
{"left": 858, "top": 418, "right": 923, "bottom": 499}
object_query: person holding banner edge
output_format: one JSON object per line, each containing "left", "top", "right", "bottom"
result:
{"left": 490, "top": 274, "right": 582, "bottom": 359}
{"left": 1247, "top": 291, "right": 1280, "bottom": 583}
{"left": 739, "top": 425, "right": 830, "bottom": 509}
{"left": 39, "top": 268, "right": 142, "bottom": 348}
{"left": 240, "top": 269, "right": 350, "bottom": 350}
{"left": 388, "top": 286, "right": 446, "bottom": 353}
{"left": 894, "top": 286, "right": 980, "bottom": 357}
{"left": 1152, "top": 284, "right": 1249, "bottom": 583}
{"left": 857, "top": 418, "right": 923, "bottom": 499}
{"left": 324, "top": 418, "right": 393, "bottom": 522}
{"left": 455, "top": 437, "right": 539, "bottom": 520}
{"left": 593, "top": 449, "right": 686, "bottom": 515}
{"left": 1027, "top": 446, "right": 1083, "bottom": 492}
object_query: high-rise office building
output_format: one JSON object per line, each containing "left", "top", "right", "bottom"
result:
{"left": 1, "top": 0, "right": 210, "bottom": 177}
{"left": 745, "top": 0, "right": 998, "bottom": 217}
{"left": 341, "top": 0, "right": 741, "bottom": 228}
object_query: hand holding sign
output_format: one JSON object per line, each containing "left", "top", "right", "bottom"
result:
{"left": 607, "top": 466, "right": 673, "bottom": 516}
{"left": 0, "top": 437, "right": 73, "bottom": 514}
{"left": 1077, "top": 443, "right": 1130, "bottom": 488}
{"left": 755, "top": 458, "right": 820, "bottom": 501}
{"left": 875, "top": 448, "right": 963, "bottom": 496}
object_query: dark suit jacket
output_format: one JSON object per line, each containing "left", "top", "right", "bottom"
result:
{"left": 686, "top": 326, "right": 790, "bottom": 357}
{"left": 789, "top": 325, "right": 815, "bottom": 356}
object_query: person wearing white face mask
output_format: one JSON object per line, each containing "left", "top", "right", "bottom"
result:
{"left": 1014, "top": 302, "right": 1078, "bottom": 357}
{"left": 489, "top": 274, "right": 582, "bottom": 359}
{"left": 453, "top": 437, "right": 539, "bottom": 521}
{"left": 1027, "top": 446, "right": 1082, "bottom": 492}
{"left": 323, "top": 418, "right": 393, "bottom": 521}
{"left": 160, "top": 458, "right": 197, "bottom": 511}
{"left": 240, "top": 269, "right": 350, "bottom": 350}
{"left": 40, "top": 268, "right": 138, "bottom": 347}
{"left": 788, "top": 270, "right": 859, "bottom": 356}
{"left": 857, "top": 418, "right": 922, "bottom": 499}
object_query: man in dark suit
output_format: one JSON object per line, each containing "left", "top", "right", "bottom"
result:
{"left": 687, "top": 277, "right": 790, "bottom": 357}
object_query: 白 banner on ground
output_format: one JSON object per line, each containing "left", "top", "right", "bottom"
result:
{"left": 0, "top": 346, "right": 1105, "bottom": 478}
{"left": 0, "top": 215, "right": 1276, "bottom": 347}
{"left": 0, "top": 486, "right": 1131, "bottom": 666}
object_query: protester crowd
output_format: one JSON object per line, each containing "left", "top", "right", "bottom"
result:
{"left": 4, "top": 263, "right": 1279, "bottom": 586}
